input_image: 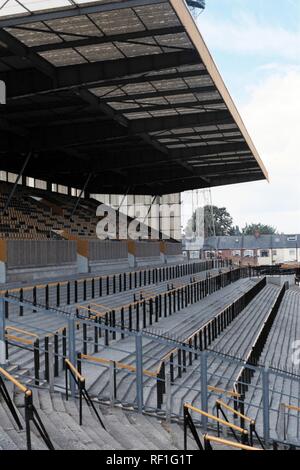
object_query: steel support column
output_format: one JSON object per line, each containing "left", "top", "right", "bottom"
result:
{"left": 135, "top": 333, "right": 144, "bottom": 413}
{"left": 262, "top": 367, "right": 270, "bottom": 444}
{"left": 2, "top": 151, "right": 32, "bottom": 214}
{"left": 200, "top": 350, "right": 208, "bottom": 430}
{"left": 0, "top": 298, "right": 6, "bottom": 365}
{"left": 68, "top": 317, "right": 77, "bottom": 398}
{"left": 70, "top": 173, "right": 92, "bottom": 219}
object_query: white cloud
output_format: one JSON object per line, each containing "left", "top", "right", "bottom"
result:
{"left": 211, "top": 69, "right": 300, "bottom": 233}
{"left": 198, "top": 14, "right": 300, "bottom": 61}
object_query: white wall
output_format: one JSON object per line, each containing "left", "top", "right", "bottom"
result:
{"left": 257, "top": 247, "right": 300, "bottom": 265}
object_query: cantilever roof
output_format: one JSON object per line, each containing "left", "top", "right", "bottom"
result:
{"left": 0, "top": 0, "right": 268, "bottom": 194}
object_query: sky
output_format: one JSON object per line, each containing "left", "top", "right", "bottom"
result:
{"left": 182, "top": 0, "right": 300, "bottom": 234}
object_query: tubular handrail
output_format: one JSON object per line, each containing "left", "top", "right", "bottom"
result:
{"left": 1, "top": 279, "right": 73, "bottom": 294}
{"left": 6, "top": 326, "right": 39, "bottom": 338}
{"left": 89, "top": 302, "right": 113, "bottom": 312}
{"left": 281, "top": 403, "right": 300, "bottom": 413}
{"left": 5, "top": 325, "right": 39, "bottom": 346}
{"left": 5, "top": 330, "right": 41, "bottom": 387}
{"left": 65, "top": 358, "right": 85, "bottom": 382}
{"left": 216, "top": 399, "right": 253, "bottom": 423}
{"left": 77, "top": 290, "right": 173, "bottom": 319}
{"left": 0, "top": 366, "right": 31, "bottom": 395}
{"left": 78, "top": 268, "right": 243, "bottom": 320}
{"left": 0, "top": 270, "right": 131, "bottom": 295}
{"left": 65, "top": 358, "right": 106, "bottom": 430}
{"left": 77, "top": 304, "right": 108, "bottom": 319}
{"left": 209, "top": 386, "right": 240, "bottom": 399}
{"left": 0, "top": 271, "right": 138, "bottom": 294}
{"left": 5, "top": 334, "right": 35, "bottom": 346}
{"left": 0, "top": 367, "right": 54, "bottom": 450}
{"left": 203, "top": 434, "right": 262, "bottom": 451}
{"left": 279, "top": 402, "right": 300, "bottom": 443}
{"left": 215, "top": 398, "right": 265, "bottom": 449}
{"left": 0, "top": 260, "right": 229, "bottom": 297}
{"left": 184, "top": 403, "right": 248, "bottom": 435}
{"left": 79, "top": 354, "right": 157, "bottom": 378}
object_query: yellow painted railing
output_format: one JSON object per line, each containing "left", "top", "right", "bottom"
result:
{"left": 281, "top": 403, "right": 300, "bottom": 413}
{"left": 184, "top": 403, "right": 248, "bottom": 435}
{"left": 203, "top": 434, "right": 262, "bottom": 451}
{"left": 216, "top": 399, "right": 254, "bottom": 423}
{"left": 79, "top": 354, "right": 157, "bottom": 378}
{"left": 0, "top": 366, "right": 31, "bottom": 396}
{"left": 5, "top": 326, "right": 39, "bottom": 346}
{"left": 65, "top": 359, "right": 85, "bottom": 383}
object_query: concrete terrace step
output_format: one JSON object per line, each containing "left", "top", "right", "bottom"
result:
{"left": 5, "top": 268, "right": 233, "bottom": 376}
{"left": 244, "top": 289, "right": 300, "bottom": 442}
{"left": 163, "top": 284, "right": 281, "bottom": 416}
{"left": 82, "top": 278, "right": 256, "bottom": 403}
{"left": 0, "top": 386, "right": 47, "bottom": 450}
{"left": 1, "top": 381, "right": 192, "bottom": 450}
{"left": 2, "top": 260, "right": 215, "bottom": 291}
{"left": 6, "top": 265, "right": 228, "bottom": 319}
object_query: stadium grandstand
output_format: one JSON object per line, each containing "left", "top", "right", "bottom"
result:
{"left": 0, "top": 0, "right": 298, "bottom": 453}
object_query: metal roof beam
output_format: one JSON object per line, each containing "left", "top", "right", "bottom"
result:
{"left": 152, "top": 127, "right": 239, "bottom": 138}
{"left": 167, "top": 141, "right": 250, "bottom": 159}
{"left": 149, "top": 173, "right": 264, "bottom": 194}
{"left": 208, "top": 173, "right": 266, "bottom": 187}
{"left": 0, "top": 119, "right": 130, "bottom": 152}
{"left": 112, "top": 98, "right": 223, "bottom": 115}
{"left": 0, "top": 153, "right": 264, "bottom": 194}
{"left": 96, "top": 85, "right": 215, "bottom": 103}
{"left": 0, "top": 112, "right": 249, "bottom": 162}
{"left": 77, "top": 68, "right": 208, "bottom": 93}
{"left": 31, "top": 25, "right": 185, "bottom": 53}
{"left": 0, "top": 29, "right": 55, "bottom": 78}
{"left": 127, "top": 109, "right": 234, "bottom": 133}
{"left": 161, "top": 136, "right": 243, "bottom": 145}
{"left": 68, "top": 148, "right": 253, "bottom": 173}
{"left": 2, "top": 68, "right": 209, "bottom": 103}
{"left": 2, "top": 49, "right": 199, "bottom": 98}
{"left": 109, "top": 162, "right": 261, "bottom": 186}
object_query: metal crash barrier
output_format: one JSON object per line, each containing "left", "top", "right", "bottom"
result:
{"left": 233, "top": 281, "right": 289, "bottom": 439}
{"left": 156, "top": 277, "right": 267, "bottom": 409}
{"left": 5, "top": 326, "right": 40, "bottom": 385}
{"left": 183, "top": 403, "right": 249, "bottom": 450}
{"left": 65, "top": 358, "right": 106, "bottom": 430}
{"left": 216, "top": 399, "right": 265, "bottom": 449}
{"left": 1, "top": 259, "right": 231, "bottom": 318}
{"left": 203, "top": 434, "right": 262, "bottom": 451}
{"left": 279, "top": 403, "right": 300, "bottom": 442}
{"left": 77, "top": 353, "right": 156, "bottom": 405}
{"left": 0, "top": 367, "right": 54, "bottom": 450}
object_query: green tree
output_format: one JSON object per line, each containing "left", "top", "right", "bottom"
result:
{"left": 231, "top": 225, "right": 242, "bottom": 236}
{"left": 185, "top": 205, "right": 234, "bottom": 238}
{"left": 242, "top": 223, "right": 277, "bottom": 235}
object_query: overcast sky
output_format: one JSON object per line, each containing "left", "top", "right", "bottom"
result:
{"left": 183, "top": 0, "right": 300, "bottom": 234}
